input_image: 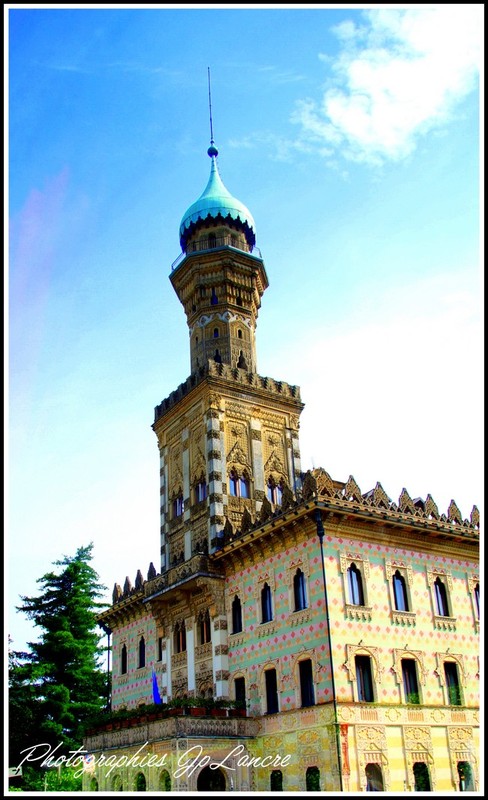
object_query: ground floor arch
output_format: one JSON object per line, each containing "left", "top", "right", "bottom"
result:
{"left": 196, "top": 766, "right": 227, "bottom": 791}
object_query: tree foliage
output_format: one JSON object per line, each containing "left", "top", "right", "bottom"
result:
{"left": 9, "top": 543, "right": 109, "bottom": 784}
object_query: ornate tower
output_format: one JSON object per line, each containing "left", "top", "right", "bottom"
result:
{"left": 153, "top": 140, "right": 304, "bottom": 576}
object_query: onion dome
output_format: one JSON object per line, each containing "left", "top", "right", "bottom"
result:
{"left": 179, "top": 144, "right": 256, "bottom": 251}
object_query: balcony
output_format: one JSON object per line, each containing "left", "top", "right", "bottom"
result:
{"left": 171, "top": 237, "right": 262, "bottom": 271}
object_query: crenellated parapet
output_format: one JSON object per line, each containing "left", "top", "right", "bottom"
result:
{"left": 154, "top": 361, "right": 301, "bottom": 423}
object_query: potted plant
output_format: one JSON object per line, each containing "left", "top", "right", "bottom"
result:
{"left": 229, "top": 698, "right": 247, "bottom": 718}
{"left": 210, "top": 698, "right": 229, "bottom": 718}
{"left": 168, "top": 697, "right": 188, "bottom": 716}
{"left": 189, "top": 696, "right": 207, "bottom": 716}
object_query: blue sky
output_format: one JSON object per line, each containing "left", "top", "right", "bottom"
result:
{"left": 7, "top": 5, "right": 483, "bottom": 653}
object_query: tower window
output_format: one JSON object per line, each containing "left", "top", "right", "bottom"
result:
{"left": 213, "top": 328, "right": 219, "bottom": 338}
{"left": 237, "top": 329, "right": 243, "bottom": 339}
{"left": 237, "top": 350, "right": 248, "bottom": 370}
{"left": 211, "top": 288, "right": 218, "bottom": 305}
{"left": 208, "top": 233, "right": 216, "bottom": 249}
{"left": 194, "top": 478, "right": 207, "bottom": 504}
{"left": 199, "top": 610, "right": 211, "bottom": 645}
{"left": 229, "top": 469, "right": 250, "bottom": 498}
{"left": 267, "top": 478, "right": 283, "bottom": 506}
{"left": 174, "top": 621, "right": 187, "bottom": 654}
{"left": 173, "top": 494, "right": 184, "bottom": 518}
{"left": 214, "top": 349, "right": 222, "bottom": 363}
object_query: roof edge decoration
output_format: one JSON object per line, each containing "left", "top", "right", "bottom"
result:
{"left": 179, "top": 144, "right": 256, "bottom": 250}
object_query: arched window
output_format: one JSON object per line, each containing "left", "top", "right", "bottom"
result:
{"left": 401, "top": 658, "right": 420, "bottom": 704}
{"left": 306, "top": 767, "right": 320, "bottom": 791}
{"left": 213, "top": 327, "right": 219, "bottom": 338}
{"left": 195, "top": 478, "right": 207, "bottom": 503}
{"left": 159, "top": 770, "right": 172, "bottom": 791}
{"left": 365, "top": 763, "right": 384, "bottom": 791}
{"left": 413, "top": 762, "right": 431, "bottom": 791}
{"left": 229, "top": 469, "right": 239, "bottom": 497}
{"left": 208, "top": 233, "right": 216, "bottom": 249}
{"left": 138, "top": 636, "right": 145, "bottom": 669}
{"left": 444, "top": 661, "right": 462, "bottom": 705}
{"left": 261, "top": 582, "right": 273, "bottom": 623}
{"left": 393, "top": 570, "right": 409, "bottom": 611}
{"left": 240, "top": 473, "right": 250, "bottom": 498}
{"left": 214, "top": 349, "right": 222, "bottom": 363}
{"left": 474, "top": 583, "right": 480, "bottom": 619}
{"left": 457, "top": 761, "right": 474, "bottom": 791}
{"left": 234, "top": 675, "right": 246, "bottom": 707}
{"left": 229, "top": 470, "right": 250, "bottom": 498}
{"left": 89, "top": 778, "right": 99, "bottom": 792}
{"left": 299, "top": 659, "right": 315, "bottom": 707}
{"left": 174, "top": 621, "right": 186, "bottom": 654}
{"left": 267, "top": 477, "right": 283, "bottom": 505}
{"left": 199, "top": 610, "right": 211, "bottom": 645}
{"left": 173, "top": 492, "right": 184, "bottom": 518}
{"left": 270, "top": 770, "right": 283, "bottom": 791}
{"left": 347, "top": 563, "right": 365, "bottom": 606}
{"left": 210, "top": 287, "right": 218, "bottom": 305}
{"left": 293, "top": 568, "right": 307, "bottom": 611}
{"left": 120, "top": 644, "right": 127, "bottom": 675}
{"left": 237, "top": 351, "right": 248, "bottom": 370}
{"left": 355, "top": 654, "right": 374, "bottom": 702}
{"left": 232, "top": 595, "right": 243, "bottom": 634}
{"left": 434, "top": 577, "right": 450, "bottom": 616}
{"left": 135, "top": 772, "right": 146, "bottom": 791}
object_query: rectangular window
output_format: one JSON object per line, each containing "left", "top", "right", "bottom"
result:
{"left": 355, "top": 655, "right": 374, "bottom": 702}
{"left": 265, "top": 669, "right": 279, "bottom": 714}
{"left": 444, "top": 662, "right": 462, "bottom": 706}
{"left": 157, "top": 636, "right": 164, "bottom": 662}
{"left": 402, "top": 658, "right": 420, "bottom": 704}
{"left": 299, "top": 659, "right": 315, "bottom": 707}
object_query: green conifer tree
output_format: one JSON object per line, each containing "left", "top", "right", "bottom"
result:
{"left": 10, "top": 544, "right": 108, "bottom": 778}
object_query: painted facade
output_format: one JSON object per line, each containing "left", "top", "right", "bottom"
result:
{"left": 83, "top": 142, "right": 480, "bottom": 794}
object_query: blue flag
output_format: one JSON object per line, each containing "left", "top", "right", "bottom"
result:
{"left": 152, "top": 669, "right": 162, "bottom": 704}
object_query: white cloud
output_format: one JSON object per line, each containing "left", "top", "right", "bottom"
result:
{"left": 293, "top": 6, "right": 482, "bottom": 164}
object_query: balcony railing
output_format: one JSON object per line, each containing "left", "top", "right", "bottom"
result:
{"left": 171, "top": 237, "right": 262, "bottom": 270}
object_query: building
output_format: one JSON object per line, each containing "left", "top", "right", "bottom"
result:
{"left": 83, "top": 137, "right": 480, "bottom": 793}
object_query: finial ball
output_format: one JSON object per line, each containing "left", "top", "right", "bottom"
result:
{"left": 208, "top": 144, "right": 218, "bottom": 158}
